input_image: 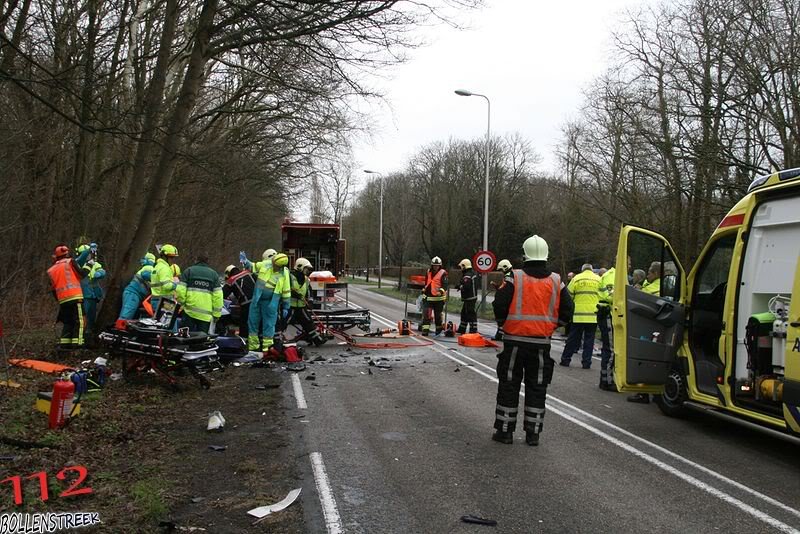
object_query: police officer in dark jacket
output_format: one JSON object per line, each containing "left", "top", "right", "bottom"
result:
{"left": 223, "top": 265, "right": 255, "bottom": 337}
{"left": 456, "top": 259, "right": 479, "bottom": 333}
{"left": 492, "top": 235, "right": 574, "bottom": 446}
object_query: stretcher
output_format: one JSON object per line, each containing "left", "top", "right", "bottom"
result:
{"left": 99, "top": 320, "right": 223, "bottom": 390}
{"left": 312, "top": 307, "right": 371, "bottom": 333}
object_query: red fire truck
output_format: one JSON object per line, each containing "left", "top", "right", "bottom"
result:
{"left": 281, "top": 220, "right": 346, "bottom": 275}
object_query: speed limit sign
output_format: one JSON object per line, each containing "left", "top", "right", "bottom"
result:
{"left": 472, "top": 250, "right": 496, "bottom": 274}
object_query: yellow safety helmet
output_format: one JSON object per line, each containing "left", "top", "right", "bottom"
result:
{"left": 160, "top": 244, "right": 179, "bottom": 257}
{"left": 458, "top": 258, "right": 472, "bottom": 270}
{"left": 272, "top": 253, "right": 289, "bottom": 268}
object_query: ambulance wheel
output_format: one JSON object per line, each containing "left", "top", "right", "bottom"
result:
{"left": 655, "top": 370, "right": 688, "bottom": 417}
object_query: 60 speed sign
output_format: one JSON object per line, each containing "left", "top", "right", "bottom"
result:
{"left": 472, "top": 250, "right": 496, "bottom": 274}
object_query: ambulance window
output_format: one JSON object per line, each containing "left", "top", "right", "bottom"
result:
{"left": 627, "top": 231, "right": 681, "bottom": 300}
{"left": 695, "top": 234, "right": 735, "bottom": 296}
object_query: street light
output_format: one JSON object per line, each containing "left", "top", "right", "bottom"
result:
{"left": 363, "top": 169, "right": 384, "bottom": 289}
{"left": 455, "top": 88, "right": 491, "bottom": 306}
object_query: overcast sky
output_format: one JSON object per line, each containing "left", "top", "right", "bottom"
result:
{"left": 352, "top": 0, "right": 640, "bottom": 182}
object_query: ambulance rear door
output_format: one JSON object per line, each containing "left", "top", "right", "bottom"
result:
{"left": 782, "top": 254, "right": 800, "bottom": 435}
{"left": 613, "top": 225, "right": 686, "bottom": 393}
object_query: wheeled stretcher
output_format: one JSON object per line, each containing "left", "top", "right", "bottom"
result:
{"left": 99, "top": 320, "right": 223, "bottom": 389}
{"left": 312, "top": 308, "right": 371, "bottom": 333}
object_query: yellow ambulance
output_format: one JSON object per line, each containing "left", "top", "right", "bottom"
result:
{"left": 612, "top": 168, "right": 800, "bottom": 438}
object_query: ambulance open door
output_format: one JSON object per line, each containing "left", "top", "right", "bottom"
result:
{"left": 613, "top": 225, "right": 686, "bottom": 393}
{"left": 782, "top": 254, "right": 800, "bottom": 435}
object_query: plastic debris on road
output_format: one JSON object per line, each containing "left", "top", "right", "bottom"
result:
{"left": 460, "top": 515, "right": 497, "bottom": 526}
{"left": 206, "top": 411, "right": 226, "bottom": 431}
{"left": 247, "top": 488, "right": 302, "bottom": 519}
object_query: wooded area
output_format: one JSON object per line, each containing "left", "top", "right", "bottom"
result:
{"left": 0, "top": 0, "right": 475, "bottom": 327}
{"left": 342, "top": 0, "right": 800, "bottom": 276}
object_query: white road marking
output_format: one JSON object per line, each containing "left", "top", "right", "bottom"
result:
{"left": 355, "top": 295, "right": 800, "bottom": 528}
{"left": 310, "top": 452, "right": 343, "bottom": 534}
{"left": 292, "top": 373, "right": 308, "bottom": 410}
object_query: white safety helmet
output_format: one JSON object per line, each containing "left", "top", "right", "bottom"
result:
{"left": 431, "top": 256, "right": 442, "bottom": 265}
{"left": 224, "top": 264, "right": 236, "bottom": 277}
{"left": 262, "top": 248, "right": 277, "bottom": 261}
{"left": 522, "top": 235, "right": 549, "bottom": 261}
{"left": 295, "top": 257, "right": 312, "bottom": 271}
{"left": 458, "top": 258, "right": 472, "bottom": 270}
{"left": 497, "top": 259, "right": 512, "bottom": 272}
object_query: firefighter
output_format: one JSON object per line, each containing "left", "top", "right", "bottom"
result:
{"left": 597, "top": 266, "right": 617, "bottom": 391}
{"left": 245, "top": 252, "right": 290, "bottom": 352}
{"left": 456, "top": 259, "right": 479, "bottom": 334}
{"left": 492, "top": 259, "right": 513, "bottom": 340}
{"left": 287, "top": 258, "right": 325, "bottom": 346}
{"left": 222, "top": 264, "right": 255, "bottom": 337}
{"left": 492, "top": 235, "right": 573, "bottom": 446}
{"left": 176, "top": 254, "right": 223, "bottom": 334}
{"left": 559, "top": 263, "right": 601, "bottom": 369}
{"left": 47, "top": 245, "right": 87, "bottom": 350}
{"left": 119, "top": 253, "right": 156, "bottom": 320}
{"left": 421, "top": 256, "right": 448, "bottom": 336}
{"left": 150, "top": 244, "right": 179, "bottom": 313}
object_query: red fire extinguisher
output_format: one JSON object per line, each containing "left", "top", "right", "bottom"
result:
{"left": 49, "top": 379, "right": 75, "bottom": 429}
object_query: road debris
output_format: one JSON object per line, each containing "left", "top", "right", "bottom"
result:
{"left": 305, "top": 374, "right": 316, "bottom": 381}
{"left": 208, "top": 445, "right": 227, "bottom": 452}
{"left": 287, "top": 362, "right": 306, "bottom": 372}
{"left": 206, "top": 411, "right": 226, "bottom": 432}
{"left": 247, "top": 488, "right": 302, "bottom": 519}
{"left": 460, "top": 515, "right": 497, "bottom": 526}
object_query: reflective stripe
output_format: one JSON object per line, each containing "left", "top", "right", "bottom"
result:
{"left": 572, "top": 290, "right": 597, "bottom": 295}
{"left": 574, "top": 312, "right": 596, "bottom": 316}
{"left": 508, "top": 346, "right": 517, "bottom": 382}
{"left": 524, "top": 414, "right": 544, "bottom": 423}
{"left": 537, "top": 349, "right": 544, "bottom": 384}
{"left": 495, "top": 413, "right": 517, "bottom": 422}
{"left": 150, "top": 279, "right": 172, "bottom": 287}
{"left": 525, "top": 407, "right": 545, "bottom": 414}
{"left": 507, "top": 271, "right": 560, "bottom": 323}
{"left": 185, "top": 287, "right": 214, "bottom": 295}
{"left": 184, "top": 304, "right": 212, "bottom": 317}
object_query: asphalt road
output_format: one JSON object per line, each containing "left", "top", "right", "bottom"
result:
{"left": 288, "top": 285, "right": 800, "bottom": 534}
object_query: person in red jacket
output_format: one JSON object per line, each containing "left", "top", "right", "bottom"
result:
{"left": 47, "top": 245, "right": 87, "bottom": 350}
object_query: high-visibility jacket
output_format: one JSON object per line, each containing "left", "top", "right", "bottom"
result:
{"left": 47, "top": 258, "right": 84, "bottom": 303}
{"left": 568, "top": 269, "right": 601, "bottom": 324}
{"left": 290, "top": 270, "right": 310, "bottom": 308}
{"left": 171, "top": 263, "right": 181, "bottom": 278}
{"left": 642, "top": 278, "right": 660, "bottom": 296}
{"left": 128, "top": 265, "right": 154, "bottom": 297}
{"left": 254, "top": 264, "right": 291, "bottom": 302}
{"left": 503, "top": 270, "right": 562, "bottom": 338}
{"left": 424, "top": 269, "right": 447, "bottom": 301}
{"left": 176, "top": 262, "right": 223, "bottom": 322}
{"left": 598, "top": 267, "right": 616, "bottom": 307}
{"left": 81, "top": 262, "right": 106, "bottom": 300}
{"left": 151, "top": 258, "right": 177, "bottom": 297}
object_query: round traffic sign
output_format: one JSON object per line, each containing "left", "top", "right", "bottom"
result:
{"left": 472, "top": 250, "right": 496, "bottom": 274}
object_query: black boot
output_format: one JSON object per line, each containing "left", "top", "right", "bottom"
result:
{"left": 627, "top": 393, "right": 650, "bottom": 404}
{"left": 525, "top": 432, "right": 539, "bottom": 446}
{"left": 457, "top": 324, "right": 466, "bottom": 334}
{"left": 492, "top": 430, "right": 513, "bottom": 444}
{"left": 599, "top": 382, "right": 618, "bottom": 392}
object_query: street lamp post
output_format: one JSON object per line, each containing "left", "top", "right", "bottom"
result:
{"left": 364, "top": 169, "right": 384, "bottom": 289}
{"left": 455, "top": 89, "right": 491, "bottom": 306}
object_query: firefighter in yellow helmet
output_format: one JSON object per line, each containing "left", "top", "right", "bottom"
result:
{"left": 491, "top": 235, "right": 573, "bottom": 446}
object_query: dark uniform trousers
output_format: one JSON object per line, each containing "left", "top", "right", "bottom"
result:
{"left": 495, "top": 341, "right": 555, "bottom": 435}
{"left": 458, "top": 299, "right": 478, "bottom": 333}
{"left": 289, "top": 307, "right": 323, "bottom": 344}
{"left": 597, "top": 305, "right": 614, "bottom": 385}
{"left": 421, "top": 300, "right": 444, "bottom": 334}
